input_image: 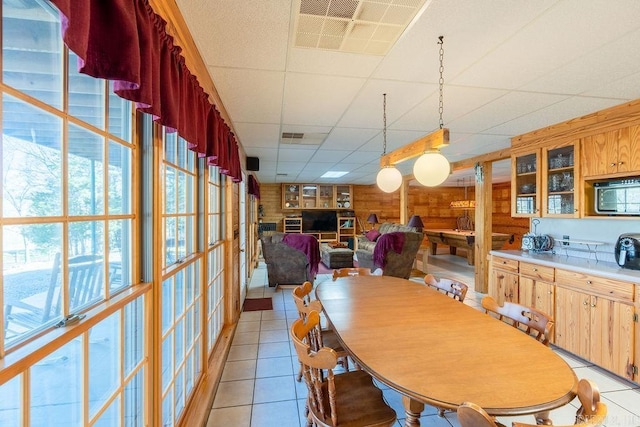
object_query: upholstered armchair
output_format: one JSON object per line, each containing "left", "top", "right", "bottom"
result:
{"left": 356, "top": 230, "right": 423, "bottom": 279}
{"left": 260, "top": 232, "right": 319, "bottom": 287}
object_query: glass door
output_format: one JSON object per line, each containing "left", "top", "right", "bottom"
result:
{"left": 544, "top": 144, "right": 578, "bottom": 217}
{"left": 512, "top": 152, "right": 540, "bottom": 217}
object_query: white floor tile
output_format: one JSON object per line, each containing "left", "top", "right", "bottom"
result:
{"left": 251, "top": 400, "right": 302, "bottom": 427}
{"left": 206, "top": 405, "right": 252, "bottom": 427}
{"left": 212, "top": 379, "right": 254, "bottom": 408}
{"left": 253, "top": 376, "right": 297, "bottom": 404}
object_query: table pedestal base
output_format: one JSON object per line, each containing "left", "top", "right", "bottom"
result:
{"left": 402, "top": 396, "right": 425, "bottom": 427}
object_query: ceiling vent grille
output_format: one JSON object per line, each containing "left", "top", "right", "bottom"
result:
{"left": 294, "top": 0, "right": 428, "bottom": 55}
{"left": 280, "top": 132, "right": 329, "bottom": 145}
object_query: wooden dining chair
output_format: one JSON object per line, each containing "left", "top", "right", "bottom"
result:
{"left": 290, "top": 311, "right": 397, "bottom": 427}
{"left": 457, "top": 402, "right": 506, "bottom": 427}
{"left": 292, "top": 281, "right": 350, "bottom": 379}
{"left": 423, "top": 274, "right": 469, "bottom": 302}
{"left": 512, "top": 379, "right": 607, "bottom": 427}
{"left": 332, "top": 267, "right": 380, "bottom": 280}
{"left": 481, "top": 296, "right": 554, "bottom": 346}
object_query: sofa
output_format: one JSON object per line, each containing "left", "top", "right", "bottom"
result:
{"left": 356, "top": 223, "right": 423, "bottom": 279}
{"left": 260, "top": 232, "right": 319, "bottom": 287}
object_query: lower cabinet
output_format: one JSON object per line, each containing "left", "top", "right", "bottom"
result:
{"left": 489, "top": 256, "right": 519, "bottom": 304}
{"left": 519, "top": 276, "right": 555, "bottom": 342}
{"left": 555, "top": 285, "right": 635, "bottom": 381}
{"left": 490, "top": 254, "right": 638, "bottom": 382}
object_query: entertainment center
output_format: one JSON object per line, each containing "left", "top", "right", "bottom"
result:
{"left": 283, "top": 210, "right": 356, "bottom": 248}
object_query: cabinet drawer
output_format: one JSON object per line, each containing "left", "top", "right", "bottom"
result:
{"left": 519, "top": 262, "right": 554, "bottom": 282}
{"left": 555, "top": 269, "right": 634, "bottom": 302}
{"left": 492, "top": 256, "right": 518, "bottom": 272}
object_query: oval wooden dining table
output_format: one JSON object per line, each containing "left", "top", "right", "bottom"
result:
{"left": 316, "top": 276, "right": 578, "bottom": 427}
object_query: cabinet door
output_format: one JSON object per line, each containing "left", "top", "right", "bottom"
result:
{"left": 512, "top": 151, "right": 540, "bottom": 217}
{"left": 544, "top": 144, "right": 578, "bottom": 217}
{"left": 491, "top": 269, "right": 519, "bottom": 305}
{"left": 283, "top": 184, "right": 301, "bottom": 209}
{"left": 519, "top": 276, "right": 555, "bottom": 318}
{"left": 620, "top": 125, "right": 640, "bottom": 174}
{"left": 590, "top": 296, "right": 635, "bottom": 380}
{"left": 555, "top": 286, "right": 590, "bottom": 359}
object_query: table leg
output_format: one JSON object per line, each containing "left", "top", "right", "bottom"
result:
{"left": 402, "top": 396, "right": 425, "bottom": 427}
{"left": 449, "top": 246, "right": 457, "bottom": 255}
{"left": 430, "top": 242, "right": 438, "bottom": 255}
{"left": 467, "top": 248, "right": 474, "bottom": 266}
{"left": 534, "top": 411, "right": 552, "bottom": 425}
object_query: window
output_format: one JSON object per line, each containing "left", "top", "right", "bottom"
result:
{"left": 1, "top": 1, "right": 145, "bottom": 425}
{"left": 159, "top": 129, "right": 202, "bottom": 425}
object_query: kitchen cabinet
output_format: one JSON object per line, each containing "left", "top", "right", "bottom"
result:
{"left": 512, "top": 151, "right": 540, "bottom": 217}
{"left": 282, "top": 184, "right": 352, "bottom": 210}
{"left": 581, "top": 126, "right": 640, "bottom": 178}
{"left": 519, "top": 262, "right": 555, "bottom": 342}
{"left": 542, "top": 142, "right": 579, "bottom": 217}
{"left": 555, "top": 269, "right": 635, "bottom": 380}
{"left": 489, "top": 256, "right": 519, "bottom": 304}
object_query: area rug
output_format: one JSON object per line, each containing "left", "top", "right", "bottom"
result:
{"left": 242, "top": 297, "right": 273, "bottom": 312}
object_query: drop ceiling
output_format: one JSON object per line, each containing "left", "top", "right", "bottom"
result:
{"left": 175, "top": 0, "right": 640, "bottom": 186}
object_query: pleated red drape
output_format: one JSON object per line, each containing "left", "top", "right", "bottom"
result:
{"left": 49, "top": 0, "right": 242, "bottom": 182}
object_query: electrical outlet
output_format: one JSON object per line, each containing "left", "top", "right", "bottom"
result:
{"left": 563, "top": 235, "right": 570, "bottom": 246}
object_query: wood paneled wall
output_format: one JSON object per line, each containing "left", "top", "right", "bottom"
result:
{"left": 258, "top": 182, "right": 527, "bottom": 250}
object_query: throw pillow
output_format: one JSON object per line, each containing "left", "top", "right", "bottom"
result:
{"left": 366, "top": 229, "right": 381, "bottom": 242}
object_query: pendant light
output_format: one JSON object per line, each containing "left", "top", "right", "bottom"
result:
{"left": 376, "top": 93, "right": 402, "bottom": 193}
{"left": 413, "top": 36, "right": 450, "bottom": 187}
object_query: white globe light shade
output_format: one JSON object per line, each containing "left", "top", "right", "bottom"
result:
{"left": 413, "top": 151, "right": 450, "bottom": 187}
{"left": 376, "top": 166, "right": 403, "bottom": 193}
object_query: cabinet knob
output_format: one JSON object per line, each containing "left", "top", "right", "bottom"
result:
{"left": 502, "top": 261, "right": 507, "bottom": 264}
{"left": 547, "top": 291, "right": 553, "bottom": 294}
{"left": 583, "top": 299, "right": 589, "bottom": 305}
{"left": 610, "top": 162, "right": 616, "bottom": 167}
{"left": 586, "top": 280, "right": 592, "bottom": 285}
{"left": 619, "top": 161, "right": 624, "bottom": 166}
{"left": 533, "top": 268, "right": 538, "bottom": 271}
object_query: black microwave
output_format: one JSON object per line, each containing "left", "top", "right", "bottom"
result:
{"left": 594, "top": 179, "right": 640, "bottom": 215}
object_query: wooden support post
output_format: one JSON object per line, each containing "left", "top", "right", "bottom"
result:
{"left": 474, "top": 162, "right": 492, "bottom": 293}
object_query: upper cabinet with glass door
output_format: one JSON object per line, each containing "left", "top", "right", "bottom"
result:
{"left": 283, "top": 184, "right": 301, "bottom": 209}
{"left": 335, "top": 185, "right": 352, "bottom": 209}
{"left": 282, "top": 184, "right": 353, "bottom": 209}
{"left": 512, "top": 151, "right": 541, "bottom": 217}
{"left": 543, "top": 143, "right": 579, "bottom": 217}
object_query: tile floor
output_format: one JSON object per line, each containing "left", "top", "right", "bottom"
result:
{"left": 206, "top": 253, "right": 640, "bottom": 427}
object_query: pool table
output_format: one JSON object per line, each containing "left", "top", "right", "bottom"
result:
{"left": 424, "top": 229, "right": 512, "bottom": 265}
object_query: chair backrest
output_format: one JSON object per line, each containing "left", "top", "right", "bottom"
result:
{"left": 332, "top": 267, "right": 378, "bottom": 280}
{"left": 512, "top": 379, "right": 607, "bottom": 427}
{"left": 457, "top": 402, "right": 500, "bottom": 427}
{"left": 48, "top": 254, "right": 104, "bottom": 320}
{"left": 292, "top": 281, "right": 322, "bottom": 317}
{"left": 424, "top": 274, "right": 469, "bottom": 302}
{"left": 290, "top": 311, "right": 340, "bottom": 426}
{"left": 481, "top": 296, "right": 554, "bottom": 346}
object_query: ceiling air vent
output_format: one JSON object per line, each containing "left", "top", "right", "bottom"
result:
{"left": 294, "top": 0, "right": 428, "bottom": 55}
{"left": 281, "top": 132, "right": 329, "bottom": 146}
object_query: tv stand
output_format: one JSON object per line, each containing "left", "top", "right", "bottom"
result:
{"left": 304, "top": 231, "right": 338, "bottom": 243}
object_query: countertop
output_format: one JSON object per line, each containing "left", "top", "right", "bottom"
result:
{"left": 490, "top": 249, "right": 640, "bottom": 283}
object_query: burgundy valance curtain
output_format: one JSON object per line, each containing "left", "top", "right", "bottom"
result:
{"left": 248, "top": 175, "right": 260, "bottom": 199}
{"left": 49, "top": 0, "right": 242, "bottom": 182}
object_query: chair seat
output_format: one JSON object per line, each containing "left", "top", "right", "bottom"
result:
{"left": 315, "top": 369, "right": 396, "bottom": 427}
{"left": 321, "top": 328, "right": 346, "bottom": 354}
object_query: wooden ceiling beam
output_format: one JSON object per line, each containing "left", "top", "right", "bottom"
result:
{"left": 380, "top": 128, "right": 449, "bottom": 167}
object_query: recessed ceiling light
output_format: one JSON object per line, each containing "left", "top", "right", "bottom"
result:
{"left": 321, "top": 171, "right": 348, "bottom": 178}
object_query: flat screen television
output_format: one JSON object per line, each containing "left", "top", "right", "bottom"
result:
{"left": 301, "top": 210, "right": 337, "bottom": 233}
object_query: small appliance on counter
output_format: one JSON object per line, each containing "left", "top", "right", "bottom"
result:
{"left": 521, "top": 219, "right": 554, "bottom": 253}
{"left": 614, "top": 233, "right": 640, "bottom": 270}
